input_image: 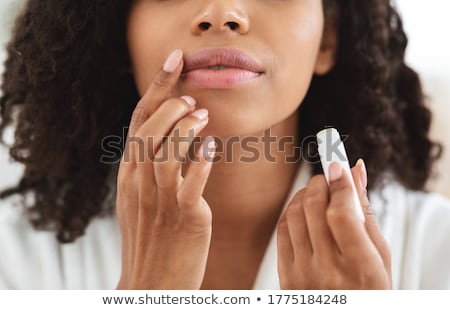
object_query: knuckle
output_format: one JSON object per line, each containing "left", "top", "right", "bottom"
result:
{"left": 117, "top": 163, "right": 132, "bottom": 181}
{"left": 152, "top": 71, "right": 170, "bottom": 88}
{"left": 154, "top": 159, "right": 176, "bottom": 176}
{"left": 290, "top": 189, "right": 306, "bottom": 205}
{"left": 333, "top": 187, "right": 354, "bottom": 200}
{"left": 303, "top": 190, "right": 326, "bottom": 209}
{"left": 277, "top": 217, "right": 289, "bottom": 233}
{"left": 127, "top": 132, "right": 150, "bottom": 162}
{"left": 285, "top": 202, "right": 301, "bottom": 218}
{"left": 326, "top": 206, "right": 355, "bottom": 225}
{"left": 170, "top": 117, "right": 200, "bottom": 141}
{"left": 363, "top": 202, "right": 376, "bottom": 218}
{"left": 177, "top": 115, "right": 201, "bottom": 131}
{"left": 138, "top": 187, "right": 158, "bottom": 212}
{"left": 363, "top": 267, "right": 378, "bottom": 281}
{"left": 302, "top": 197, "right": 316, "bottom": 215}
{"left": 156, "top": 181, "right": 179, "bottom": 196}
{"left": 176, "top": 190, "right": 197, "bottom": 208}
{"left": 153, "top": 164, "right": 181, "bottom": 190}
{"left": 117, "top": 168, "right": 135, "bottom": 195}
{"left": 153, "top": 146, "right": 166, "bottom": 163}
{"left": 188, "top": 166, "right": 208, "bottom": 181}
{"left": 160, "top": 97, "right": 191, "bottom": 115}
{"left": 173, "top": 97, "right": 192, "bottom": 111}
{"left": 329, "top": 177, "right": 350, "bottom": 192}
{"left": 133, "top": 124, "right": 147, "bottom": 138}
{"left": 131, "top": 104, "right": 149, "bottom": 125}
{"left": 355, "top": 264, "right": 378, "bottom": 285}
{"left": 307, "top": 174, "right": 326, "bottom": 188}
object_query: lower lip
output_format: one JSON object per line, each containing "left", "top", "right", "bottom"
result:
{"left": 182, "top": 68, "right": 261, "bottom": 89}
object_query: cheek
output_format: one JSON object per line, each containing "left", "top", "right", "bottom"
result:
{"left": 127, "top": 7, "right": 183, "bottom": 96}
{"left": 264, "top": 13, "right": 324, "bottom": 118}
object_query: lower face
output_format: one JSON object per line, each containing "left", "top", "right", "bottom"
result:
{"left": 127, "top": 0, "right": 325, "bottom": 138}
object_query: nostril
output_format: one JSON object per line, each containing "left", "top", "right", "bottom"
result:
{"left": 199, "top": 22, "right": 211, "bottom": 31}
{"left": 226, "top": 22, "right": 239, "bottom": 30}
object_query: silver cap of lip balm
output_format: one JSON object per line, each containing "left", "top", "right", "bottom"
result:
{"left": 316, "top": 128, "right": 365, "bottom": 222}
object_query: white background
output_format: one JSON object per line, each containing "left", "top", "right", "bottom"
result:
{"left": 395, "top": 0, "right": 450, "bottom": 196}
{"left": 0, "top": 0, "right": 449, "bottom": 195}
{"left": 396, "top": 0, "right": 450, "bottom": 75}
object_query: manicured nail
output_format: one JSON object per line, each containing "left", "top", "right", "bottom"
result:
{"left": 191, "top": 109, "right": 209, "bottom": 121}
{"left": 329, "top": 162, "right": 343, "bottom": 182}
{"left": 357, "top": 159, "right": 368, "bottom": 189}
{"left": 207, "top": 140, "right": 216, "bottom": 148}
{"left": 163, "top": 49, "right": 183, "bottom": 73}
{"left": 180, "top": 96, "right": 196, "bottom": 106}
{"left": 197, "top": 137, "right": 216, "bottom": 162}
{"left": 207, "top": 138, "right": 217, "bottom": 160}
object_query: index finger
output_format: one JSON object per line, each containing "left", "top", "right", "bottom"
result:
{"left": 129, "top": 49, "right": 184, "bottom": 136}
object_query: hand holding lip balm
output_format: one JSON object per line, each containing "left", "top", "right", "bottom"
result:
{"left": 316, "top": 128, "right": 366, "bottom": 222}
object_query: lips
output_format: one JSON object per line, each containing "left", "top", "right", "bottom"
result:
{"left": 182, "top": 48, "right": 264, "bottom": 89}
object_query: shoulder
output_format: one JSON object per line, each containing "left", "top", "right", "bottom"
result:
{"left": 370, "top": 179, "right": 450, "bottom": 289}
{"left": 372, "top": 179, "right": 450, "bottom": 230}
{"left": 0, "top": 197, "right": 121, "bottom": 289}
{"left": 0, "top": 197, "right": 59, "bottom": 289}
{"left": 0, "top": 197, "right": 47, "bottom": 245}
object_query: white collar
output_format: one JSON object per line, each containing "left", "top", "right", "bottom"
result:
{"left": 252, "top": 163, "right": 312, "bottom": 289}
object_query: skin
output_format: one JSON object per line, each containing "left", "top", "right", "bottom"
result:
{"left": 117, "top": 0, "right": 392, "bottom": 289}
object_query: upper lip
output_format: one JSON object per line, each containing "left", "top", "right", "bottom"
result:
{"left": 183, "top": 48, "right": 264, "bottom": 74}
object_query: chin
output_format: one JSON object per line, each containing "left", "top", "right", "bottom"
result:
{"left": 202, "top": 115, "right": 283, "bottom": 140}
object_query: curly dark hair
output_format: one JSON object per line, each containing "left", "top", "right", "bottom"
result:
{"left": 0, "top": 0, "right": 442, "bottom": 243}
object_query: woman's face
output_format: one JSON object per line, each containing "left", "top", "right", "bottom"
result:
{"left": 127, "top": 0, "right": 334, "bottom": 137}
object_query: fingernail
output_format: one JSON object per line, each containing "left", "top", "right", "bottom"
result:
{"left": 163, "top": 49, "right": 183, "bottom": 73}
{"left": 191, "top": 109, "right": 209, "bottom": 121}
{"left": 358, "top": 159, "right": 368, "bottom": 189}
{"left": 329, "top": 162, "right": 343, "bottom": 182}
{"left": 207, "top": 139, "right": 217, "bottom": 160}
{"left": 208, "top": 140, "right": 217, "bottom": 150}
{"left": 180, "top": 96, "right": 196, "bottom": 106}
{"left": 197, "top": 137, "right": 216, "bottom": 161}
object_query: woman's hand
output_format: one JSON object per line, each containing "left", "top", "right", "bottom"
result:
{"left": 116, "top": 50, "right": 215, "bottom": 290}
{"left": 277, "top": 160, "right": 392, "bottom": 289}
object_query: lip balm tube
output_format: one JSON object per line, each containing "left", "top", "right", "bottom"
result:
{"left": 316, "top": 128, "right": 365, "bottom": 222}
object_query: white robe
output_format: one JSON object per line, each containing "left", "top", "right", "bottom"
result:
{"left": 1, "top": 164, "right": 450, "bottom": 289}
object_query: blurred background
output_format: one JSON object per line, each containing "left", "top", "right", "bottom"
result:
{"left": 1, "top": 0, "right": 449, "bottom": 197}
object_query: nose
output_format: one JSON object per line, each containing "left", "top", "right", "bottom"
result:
{"left": 191, "top": 1, "right": 250, "bottom": 35}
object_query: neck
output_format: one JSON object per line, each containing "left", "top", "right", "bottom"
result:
{"left": 202, "top": 113, "right": 301, "bottom": 246}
